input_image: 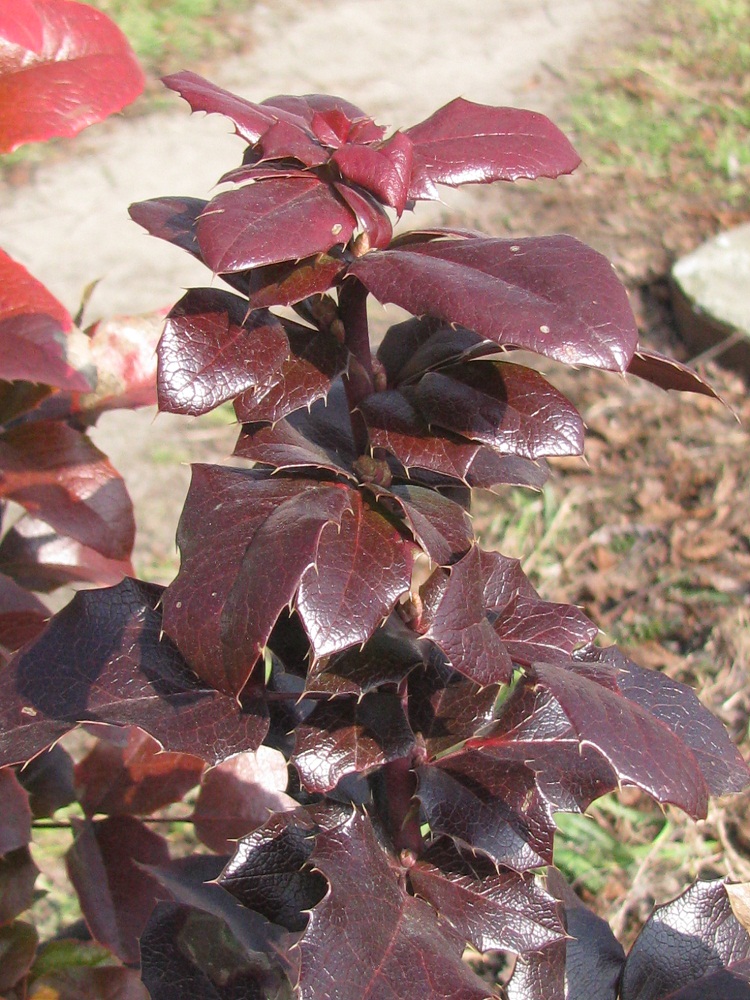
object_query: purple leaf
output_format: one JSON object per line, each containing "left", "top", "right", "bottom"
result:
{"left": 492, "top": 594, "right": 597, "bottom": 666}
{"left": 0, "top": 577, "right": 268, "bottom": 767}
{"left": 244, "top": 253, "right": 346, "bottom": 310}
{"left": 0, "top": 571, "right": 48, "bottom": 653}
{"left": 404, "top": 97, "right": 580, "bottom": 193}
{"left": 621, "top": 880, "right": 750, "bottom": 1000}
{"left": 386, "top": 484, "right": 473, "bottom": 566}
{"left": 233, "top": 322, "right": 348, "bottom": 424}
{"left": 0, "top": 767, "right": 32, "bottom": 854}
{"left": 408, "top": 838, "right": 564, "bottom": 954}
{"left": 292, "top": 692, "right": 416, "bottom": 793}
{"left": 0, "top": 849, "right": 39, "bottom": 926}
{"left": 197, "top": 177, "right": 356, "bottom": 272}
{"left": 66, "top": 815, "right": 169, "bottom": 964}
{"left": 296, "top": 489, "right": 414, "bottom": 659}
{"left": 158, "top": 288, "right": 289, "bottom": 416}
{"left": 0, "top": 421, "right": 135, "bottom": 560}
{"left": 298, "top": 810, "right": 492, "bottom": 1000}
{"left": 350, "top": 235, "right": 638, "bottom": 371}
{"left": 376, "top": 315, "right": 485, "bottom": 386}
{"left": 506, "top": 942, "right": 566, "bottom": 1000}
{"left": 14, "top": 744, "right": 76, "bottom": 818}
{"left": 627, "top": 348, "right": 721, "bottom": 398}
{"left": 333, "top": 182, "right": 393, "bottom": 249}
{"left": 0, "top": 920, "right": 38, "bottom": 994}
{"left": 128, "top": 196, "right": 206, "bottom": 260}
{"left": 262, "top": 93, "right": 382, "bottom": 141}
{"left": 331, "top": 131, "right": 413, "bottom": 214}
{"left": 234, "top": 417, "right": 356, "bottom": 478}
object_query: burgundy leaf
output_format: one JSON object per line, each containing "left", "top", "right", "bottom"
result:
{"left": 162, "top": 71, "right": 289, "bottom": 143}
{"left": 292, "top": 692, "right": 416, "bottom": 793}
{"left": 27, "top": 964, "right": 149, "bottom": 1000}
{"left": 0, "top": 570, "right": 48, "bottom": 652}
{"left": 492, "top": 594, "right": 597, "bottom": 666}
{"left": 220, "top": 804, "right": 338, "bottom": 931}
{"left": 621, "top": 880, "right": 750, "bottom": 1000}
{"left": 409, "top": 839, "right": 563, "bottom": 954}
{"left": 219, "top": 162, "right": 309, "bottom": 185}
{"left": 0, "top": 249, "right": 90, "bottom": 390}
{"left": 256, "top": 118, "right": 328, "bottom": 167}
{"left": 75, "top": 726, "right": 204, "bottom": 817}
{"left": 531, "top": 660, "right": 710, "bottom": 817}
{"left": 377, "top": 316, "right": 489, "bottom": 386}
{"left": 0, "top": 767, "right": 32, "bottom": 854}
{"left": 0, "top": 515, "right": 132, "bottom": 592}
{"left": 331, "top": 131, "right": 413, "bottom": 214}
{"left": 506, "top": 942, "right": 566, "bottom": 1000}
{"left": 577, "top": 645, "right": 750, "bottom": 797}
{"left": 262, "top": 93, "right": 381, "bottom": 139}
{"left": 0, "top": 0, "right": 44, "bottom": 52}
{"left": 298, "top": 810, "right": 492, "bottom": 1000}
{"left": 413, "top": 361, "right": 585, "bottom": 459}
{"left": 296, "top": 489, "right": 414, "bottom": 659}
{"left": 305, "top": 613, "right": 425, "bottom": 696}
{"left": 244, "top": 253, "right": 346, "bottom": 310}
{"left": 233, "top": 322, "right": 348, "bottom": 424}
{"left": 234, "top": 417, "right": 355, "bottom": 478}
{"left": 14, "top": 744, "right": 75, "bottom": 817}
{"left": 333, "top": 182, "right": 393, "bottom": 249}
{"left": 191, "top": 746, "right": 296, "bottom": 853}
{"left": 386, "top": 484, "right": 473, "bottom": 565}
{"left": 127, "top": 195, "right": 206, "bottom": 261}
{"left": 0, "top": 0, "right": 144, "bottom": 153}
{"left": 0, "top": 380, "right": 53, "bottom": 426}
{"left": 0, "top": 422, "right": 135, "bottom": 560}
{"left": 0, "top": 849, "right": 39, "bottom": 926}
{"left": 404, "top": 97, "right": 580, "bottom": 193}
{"left": 350, "top": 235, "right": 638, "bottom": 371}
{"left": 474, "top": 547, "right": 538, "bottom": 611}
{"left": 66, "top": 815, "right": 169, "bottom": 964}
{"left": 420, "top": 548, "right": 514, "bottom": 686}
{"left": 627, "top": 348, "right": 720, "bottom": 398}
{"left": 0, "top": 921, "right": 38, "bottom": 993}
{"left": 0, "top": 577, "right": 268, "bottom": 767}
{"left": 158, "top": 289, "right": 289, "bottom": 416}
{"left": 197, "top": 177, "right": 356, "bottom": 272}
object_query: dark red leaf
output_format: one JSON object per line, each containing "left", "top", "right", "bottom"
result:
{"left": 0, "top": 0, "right": 144, "bottom": 153}
{"left": 0, "top": 0, "right": 44, "bottom": 52}
{"left": 333, "top": 182, "right": 393, "bottom": 249}
{"left": 350, "top": 235, "right": 638, "bottom": 371}
{"left": 404, "top": 97, "right": 580, "bottom": 193}
{"left": 292, "top": 692, "right": 416, "bottom": 793}
{"left": 244, "top": 253, "right": 346, "bottom": 310}
{"left": 0, "top": 848, "right": 39, "bottom": 925}
{"left": 256, "top": 118, "right": 328, "bottom": 167}
{"left": 14, "top": 744, "right": 75, "bottom": 817}
{"left": 0, "top": 515, "right": 132, "bottom": 592}
{"left": 331, "top": 131, "right": 413, "bottom": 214}
{"left": 0, "top": 766, "right": 32, "bottom": 853}
{"left": 531, "top": 660, "right": 710, "bottom": 817}
{"left": 0, "top": 921, "right": 38, "bottom": 993}
{"left": 197, "top": 177, "right": 356, "bottom": 272}
{"left": 0, "top": 421, "right": 135, "bottom": 560}
{"left": 0, "top": 577, "right": 268, "bottom": 767}
{"left": 158, "top": 289, "right": 289, "bottom": 416}
{"left": 127, "top": 196, "right": 206, "bottom": 260}
{"left": 191, "top": 746, "right": 296, "bottom": 853}
{"left": 296, "top": 489, "right": 414, "bottom": 659}
{"left": 413, "top": 362, "right": 585, "bottom": 459}
{"left": 409, "top": 839, "right": 564, "bottom": 954}
{"left": 305, "top": 613, "right": 425, "bottom": 696}
{"left": 420, "top": 548, "right": 514, "bottom": 686}
{"left": 506, "top": 942, "right": 566, "bottom": 1000}
{"left": 233, "top": 322, "right": 348, "bottom": 424}
{"left": 298, "top": 810, "right": 492, "bottom": 999}
{"left": 27, "top": 964, "right": 149, "bottom": 1000}
{"left": 492, "top": 595, "right": 597, "bottom": 666}
{"left": 234, "top": 417, "right": 355, "bottom": 477}
{"left": 0, "top": 570, "right": 48, "bottom": 652}
{"left": 262, "top": 93, "right": 381, "bottom": 139}
{"left": 621, "top": 880, "right": 750, "bottom": 1000}
{"left": 385, "top": 484, "right": 473, "bottom": 565}
{"left": 576, "top": 645, "right": 750, "bottom": 797}
{"left": 75, "top": 726, "right": 204, "bottom": 817}
{"left": 66, "top": 815, "right": 169, "bottom": 964}
{"left": 627, "top": 348, "right": 720, "bottom": 398}
{"left": 0, "top": 380, "right": 53, "bottom": 426}
{"left": 162, "top": 71, "right": 284, "bottom": 143}
{"left": 376, "top": 315, "right": 489, "bottom": 386}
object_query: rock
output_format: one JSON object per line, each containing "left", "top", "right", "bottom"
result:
{"left": 671, "top": 223, "right": 750, "bottom": 376}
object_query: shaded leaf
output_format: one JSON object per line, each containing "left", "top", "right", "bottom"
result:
{"left": 0, "top": 570, "right": 48, "bottom": 653}
{"left": 0, "top": 421, "right": 134, "bottom": 560}
{"left": 621, "top": 880, "right": 750, "bottom": 1000}
{"left": 331, "top": 131, "right": 413, "bottom": 214}
{"left": 244, "top": 253, "right": 346, "bottom": 311}
{"left": 333, "top": 182, "right": 393, "bottom": 249}
{"left": 0, "top": 766, "right": 32, "bottom": 854}
{"left": 0, "top": 577, "right": 268, "bottom": 767}
{"left": 31, "top": 963, "right": 150, "bottom": 999}
{"left": 233, "top": 322, "right": 348, "bottom": 424}
{"left": 0, "top": 0, "right": 144, "bottom": 153}
{"left": 158, "top": 289, "right": 289, "bottom": 416}
{"left": 350, "top": 235, "right": 638, "bottom": 371}
{"left": 128, "top": 196, "right": 206, "bottom": 260}
{"left": 627, "top": 348, "right": 720, "bottom": 399}
{"left": 409, "top": 838, "right": 564, "bottom": 954}
{"left": 0, "top": 515, "right": 132, "bottom": 592}
{"left": 0, "top": 921, "right": 38, "bottom": 992}
{"left": 386, "top": 484, "right": 473, "bottom": 566}
{"left": 197, "top": 177, "right": 355, "bottom": 272}
{"left": 234, "top": 417, "right": 355, "bottom": 477}
{"left": 75, "top": 726, "right": 204, "bottom": 817}
{"left": 377, "top": 316, "right": 487, "bottom": 388}
{"left": 292, "top": 692, "right": 416, "bottom": 793}
{"left": 404, "top": 97, "right": 580, "bottom": 193}
{"left": 298, "top": 810, "right": 492, "bottom": 999}
{"left": 191, "top": 747, "right": 296, "bottom": 853}
{"left": 0, "top": 848, "right": 39, "bottom": 925}
{"left": 66, "top": 815, "right": 169, "bottom": 964}
{"left": 14, "top": 744, "right": 76, "bottom": 817}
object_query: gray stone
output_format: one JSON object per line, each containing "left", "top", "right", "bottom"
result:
{"left": 671, "top": 223, "right": 750, "bottom": 374}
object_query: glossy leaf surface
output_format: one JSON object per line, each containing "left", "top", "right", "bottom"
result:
{"left": 0, "top": 0, "right": 144, "bottom": 153}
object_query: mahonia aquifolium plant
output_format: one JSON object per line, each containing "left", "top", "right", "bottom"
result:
{"left": 2, "top": 69, "right": 750, "bottom": 999}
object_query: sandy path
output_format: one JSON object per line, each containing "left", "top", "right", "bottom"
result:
{"left": 1, "top": 0, "right": 637, "bottom": 579}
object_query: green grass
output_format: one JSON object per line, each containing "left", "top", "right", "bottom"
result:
{"left": 570, "top": 0, "right": 750, "bottom": 202}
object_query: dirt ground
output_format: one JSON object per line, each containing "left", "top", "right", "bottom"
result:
{"left": 4, "top": 0, "right": 750, "bottom": 944}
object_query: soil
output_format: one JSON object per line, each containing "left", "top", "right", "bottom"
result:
{"left": 4, "top": 0, "right": 750, "bottom": 946}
